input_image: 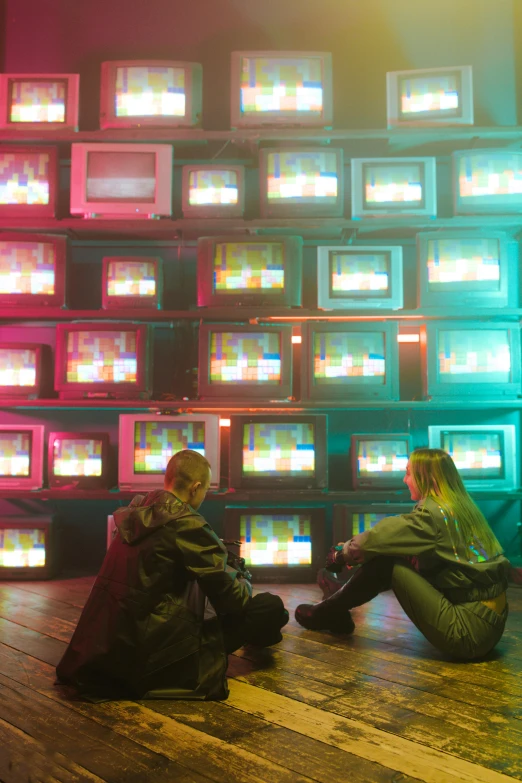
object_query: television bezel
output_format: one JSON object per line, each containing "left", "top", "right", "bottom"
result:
{"left": 333, "top": 503, "right": 414, "bottom": 542}
{"left": 181, "top": 164, "right": 245, "bottom": 218}
{"left": 0, "top": 424, "right": 45, "bottom": 490}
{"left": 421, "top": 320, "right": 522, "bottom": 399}
{"left": 0, "top": 516, "right": 56, "bottom": 580}
{"left": 351, "top": 156, "right": 437, "bottom": 219}
{"left": 428, "top": 424, "right": 518, "bottom": 491}
{"left": 317, "top": 244, "right": 404, "bottom": 310}
{"left": 48, "top": 431, "right": 111, "bottom": 490}
{"left": 229, "top": 414, "right": 328, "bottom": 490}
{"left": 0, "top": 342, "right": 47, "bottom": 399}
{"left": 259, "top": 146, "right": 344, "bottom": 218}
{"left": 0, "top": 73, "right": 80, "bottom": 131}
{"left": 54, "top": 322, "right": 152, "bottom": 400}
{"left": 0, "top": 145, "right": 59, "bottom": 218}
{"left": 301, "top": 321, "right": 400, "bottom": 402}
{"left": 230, "top": 50, "right": 333, "bottom": 129}
{"left": 197, "top": 234, "right": 303, "bottom": 307}
{"left": 0, "top": 231, "right": 67, "bottom": 309}
{"left": 118, "top": 413, "right": 221, "bottom": 491}
{"left": 100, "top": 60, "right": 203, "bottom": 129}
{"left": 70, "top": 142, "right": 173, "bottom": 219}
{"left": 386, "top": 65, "right": 473, "bottom": 128}
{"left": 351, "top": 432, "right": 413, "bottom": 490}
{"left": 417, "top": 230, "right": 516, "bottom": 309}
{"left": 223, "top": 505, "right": 327, "bottom": 583}
{"left": 101, "top": 255, "right": 163, "bottom": 310}
{"left": 452, "top": 148, "right": 522, "bottom": 215}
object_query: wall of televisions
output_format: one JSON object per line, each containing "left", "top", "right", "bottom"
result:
{"left": 1, "top": 53, "right": 522, "bottom": 579}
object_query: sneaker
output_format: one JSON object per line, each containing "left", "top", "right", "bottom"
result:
{"left": 295, "top": 603, "right": 355, "bottom": 634}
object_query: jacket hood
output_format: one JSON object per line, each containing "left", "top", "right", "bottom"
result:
{"left": 113, "top": 489, "right": 192, "bottom": 545}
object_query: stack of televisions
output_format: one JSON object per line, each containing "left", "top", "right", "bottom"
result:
{"left": 1, "top": 54, "right": 521, "bottom": 582}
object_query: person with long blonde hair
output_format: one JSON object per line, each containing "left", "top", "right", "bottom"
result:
{"left": 296, "top": 448, "right": 510, "bottom": 659}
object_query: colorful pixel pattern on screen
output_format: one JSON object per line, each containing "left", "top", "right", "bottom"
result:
{"left": 115, "top": 66, "right": 186, "bottom": 117}
{"left": 0, "top": 528, "right": 45, "bottom": 567}
{"left": 0, "top": 431, "right": 31, "bottom": 477}
{"left": 107, "top": 259, "right": 157, "bottom": 297}
{"left": 210, "top": 331, "right": 281, "bottom": 384}
{"left": 0, "top": 239, "right": 56, "bottom": 295}
{"left": 213, "top": 242, "right": 284, "bottom": 292}
{"left": 314, "top": 332, "right": 385, "bottom": 384}
{"left": 65, "top": 330, "right": 137, "bottom": 384}
{"left": 242, "top": 422, "right": 315, "bottom": 476}
{"left": 240, "top": 513, "right": 312, "bottom": 566}
{"left": 266, "top": 151, "right": 338, "bottom": 202}
{"left": 351, "top": 512, "right": 389, "bottom": 535}
{"left": 365, "top": 163, "right": 422, "bottom": 204}
{"left": 357, "top": 439, "right": 409, "bottom": 478}
{"left": 438, "top": 330, "right": 510, "bottom": 376}
{"left": 133, "top": 420, "right": 206, "bottom": 474}
{"left": 240, "top": 56, "right": 323, "bottom": 115}
{"left": 53, "top": 437, "right": 103, "bottom": 477}
{"left": 189, "top": 169, "right": 239, "bottom": 206}
{"left": 442, "top": 432, "right": 502, "bottom": 478}
{"left": 330, "top": 251, "right": 389, "bottom": 293}
{"left": 0, "top": 347, "right": 36, "bottom": 387}
{"left": 10, "top": 80, "right": 66, "bottom": 123}
{"left": 0, "top": 151, "right": 50, "bottom": 205}
{"left": 400, "top": 74, "right": 459, "bottom": 115}
{"left": 458, "top": 154, "right": 522, "bottom": 199}
{"left": 427, "top": 238, "right": 500, "bottom": 285}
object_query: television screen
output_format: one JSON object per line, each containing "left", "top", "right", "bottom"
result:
{"left": 0, "top": 146, "right": 58, "bottom": 217}
{"left": 197, "top": 235, "right": 303, "bottom": 307}
{"left": 0, "top": 516, "right": 56, "bottom": 579}
{"left": 453, "top": 149, "right": 522, "bottom": 215}
{"left": 101, "top": 256, "right": 163, "bottom": 310}
{"left": 0, "top": 343, "right": 47, "bottom": 399}
{"left": 182, "top": 165, "right": 245, "bottom": 218}
{"left": 231, "top": 51, "right": 333, "bottom": 128}
{"left": 229, "top": 415, "right": 327, "bottom": 490}
{"left": 302, "top": 322, "right": 399, "bottom": 401}
{"left": 118, "top": 413, "right": 220, "bottom": 490}
{"left": 333, "top": 503, "right": 413, "bottom": 541}
{"left": 198, "top": 323, "right": 293, "bottom": 399}
{"left": 351, "top": 433, "right": 412, "bottom": 489}
{"left": 48, "top": 431, "right": 111, "bottom": 489}
{"left": 428, "top": 424, "right": 517, "bottom": 491}
{"left": 317, "top": 245, "right": 403, "bottom": 310}
{"left": 70, "top": 143, "right": 173, "bottom": 218}
{"left": 259, "top": 147, "right": 344, "bottom": 217}
{"left": 0, "top": 424, "right": 44, "bottom": 490}
{"left": 387, "top": 66, "right": 473, "bottom": 127}
{"left": 0, "top": 233, "right": 67, "bottom": 309}
{"left": 0, "top": 73, "right": 80, "bottom": 130}
{"left": 351, "top": 157, "right": 437, "bottom": 219}
{"left": 100, "top": 60, "right": 203, "bottom": 128}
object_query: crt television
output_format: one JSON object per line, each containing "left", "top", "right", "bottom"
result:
{"left": 317, "top": 244, "right": 403, "bottom": 310}
{"left": 0, "top": 343, "right": 50, "bottom": 399}
{"left": 0, "top": 516, "right": 57, "bottom": 580}
{"left": 230, "top": 51, "right": 333, "bottom": 128}
{"left": 48, "top": 431, "right": 111, "bottom": 490}
{"left": 198, "top": 323, "right": 293, "bottom": 400}
{"left": 70, "top": 143, "right": 173, "bottom": 218}
{"left": 301, "top": 321, "right": 400, "bottom": 402}
{"left": 181, "top": 164, "right": 245, "bottom": 218}
{"left": 0, "top": 424, "right": 45, "bottom": 490}
{"left": 197, "top": 235, "right": 303, "bottom": 307}
{"left": 0, "top": 145, "right": 59, "bottom": 218}
{"left": 428, "top": 424, "right": 517, "bottom": 491}
{"left": 351, "top": 433, "right": 412, "bottom": 490}
{"left": 223, "top": 506, "right": 327, "bottom": 583}
{"left": 101, "top": 256, "right": 163, "bottom": 310}
{"left": 333, "top": 503, "right": 413, "bottom": 541}
{"left": 229, "top": 414, "right": 328, "bottom": 490}
{"left": 0, "top": 73, "right": 80, "bottom": 131}
{"left": 386, "top": 65, "right": 473, "bottom": 128}
{"left": 118, "top": 413, "right": 220, "bottom": 491}
{"left": 453, "top": 149, "right": 522, "bottom": 215}
{"left": 351, "top": 157, "right": 437, "bottom": 219}
{"left": 100, "top": 60, "right": 202, "bottom": 129}
{"left": 0, "top": 232, "right": 67, "bottom": 309}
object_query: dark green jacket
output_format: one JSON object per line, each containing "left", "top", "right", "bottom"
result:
{"left": 56, "top": 490, "right": 251, "bottom": 700}
{"left": 344, "top": 496, "right": 510, "bottom": 603}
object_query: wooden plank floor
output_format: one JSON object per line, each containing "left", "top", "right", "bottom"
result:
{"left": 0, "top": 578, "right": 521, "bottom": 783}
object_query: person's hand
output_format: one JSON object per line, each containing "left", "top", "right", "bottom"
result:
{"left": 325, "top": 543, "right": 346, "bottom": 573}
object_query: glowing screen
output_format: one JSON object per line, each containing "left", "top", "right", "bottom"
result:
{"left": 65, "top": 330, "right": 137, "bottom": 384}
{"left": 352, "top": 512, "right": 389, "bottom": 535}
{"left": 86, "top": 151, "right": 156, "bottom": 202}
{"left": 427, "top": 237, "right": 500, "bottom": 291}
{"left": 240, "top": 513, "right": 312, "bottom": 566}
{"left": 329, "top": 250, "right": 389, "bottom": 296}
{"left": 356, "top": 439, "right": 409, "bottom": 480}
{"left": 0, "top": 151, "right": 51, "bottom": 205}
{"left": 52, "top": 437, "right": 103, "bottom": 477}
{"left": 266, "top": 150, "right": 338, "bottom": 203}
{"left": 213, "top": 242, "right": 284, "bottom": 293}
{"left": 399, "top": 73, "right": 460, "bottom": 116}
{"left": 106, "top": 259, "right": 157, "bottom": 297}
{"left": 0, "top": 347, "right": 36, "bottom": 387}
{"left": 313, "top": 331, "right": 385, "bottom": 385}
{"left": 9, "top": 79, "right": 67, "bottom": 123}
{"left": 0, "top": 239, "right": 56, "bottom": 296}
{"left": 210, "top": 331, "right": 281, "bottom": 384}
{"left": 438, "top": 330, "right": 510, "bottom": 382}
{"left": 115, "top": 66, "right": 186, "bottom": 117}
{"left": 0, "top": 431, "right": 31, "bottom": 477}
{"left": 242, "top": 422, "right": 315, "bottom": 477}
{"left": 363, "top": 162, "right": 423, "bottom": 206}
{"left": 189, "top": 169, "right": 238, "bottom": 206}
{"left": 133, "top": 420, "right": 206, "bottom": 473}
{"left": 0, "top": 528, "right": 46, "bottom": 567}
{"left": 240, "top": 56, "right": 323, "bottom": 115}
{"left": 457, "top": 153, "right": 522, "bottom": 205}
{"left": 441, "top": 431, "right": 503, "bottom": 479}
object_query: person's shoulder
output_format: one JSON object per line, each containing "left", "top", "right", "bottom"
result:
{"left": 145, "top": 490, "right": 201, "bottom": 520}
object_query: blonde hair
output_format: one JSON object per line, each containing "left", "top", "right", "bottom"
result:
{"left": 409, "top": 448, "right": 502, "bottom": 561}
{"left": 164, "top": 450, "right": 211, "bottom": 493}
